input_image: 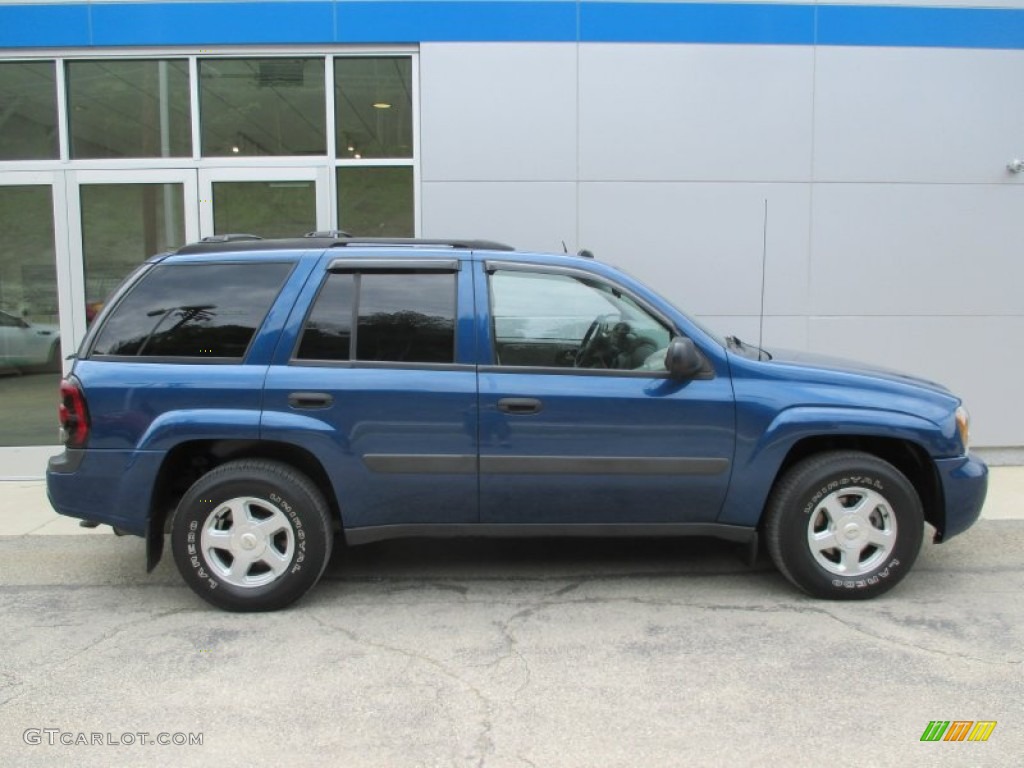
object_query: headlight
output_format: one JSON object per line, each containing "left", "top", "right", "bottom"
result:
{"left": 955, "top": 405, "right": 970, "bottom": 453}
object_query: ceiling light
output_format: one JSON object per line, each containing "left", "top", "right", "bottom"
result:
{"left": 231, "top": 145, "right": 240, "bottom": 154}
{"left": 372, "top": 102, "right": 392, "bottom": 110}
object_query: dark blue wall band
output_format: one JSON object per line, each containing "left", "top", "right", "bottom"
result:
{"left": 2, "top": 1, "right": 1023, "bottom": 51}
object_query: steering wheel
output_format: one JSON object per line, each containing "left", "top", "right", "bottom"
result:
{"left": 575, "top": 315, "right": 611, "bottom": 367}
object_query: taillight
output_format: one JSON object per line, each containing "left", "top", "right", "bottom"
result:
{"left": 59, "top": 377, "right": 90, "bottom": 448}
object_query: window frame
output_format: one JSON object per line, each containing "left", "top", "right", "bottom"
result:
{"left": 292, "top": 259, "right": 462, "bottom": 369}
{"left": 482, "top": 261, "right": 682, "bottom": 378}
{"left": 84, "top": 260, "right": 295, "bottom": 363}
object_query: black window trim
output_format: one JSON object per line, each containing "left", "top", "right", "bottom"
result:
{"left": 327, "top": 257, "right": 461, "bottom": 273}
{"left": 293, "top": 267, "right": 459, "bottom": 366}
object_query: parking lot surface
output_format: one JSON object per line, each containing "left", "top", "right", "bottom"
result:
{"left": 1, "top": 516, "right": 1021, "bottom": 767}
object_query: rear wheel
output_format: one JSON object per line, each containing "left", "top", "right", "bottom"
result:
{"left": 764, "top": 451, "right": 924, "bottom": 599}
{"left": 170, "top": 459, "right": 333, "bottom": 611}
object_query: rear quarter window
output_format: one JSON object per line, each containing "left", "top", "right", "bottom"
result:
{"left": 90, "top": 262, "right": 292, "bottom": 359}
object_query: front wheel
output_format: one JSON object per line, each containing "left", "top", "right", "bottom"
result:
{"left": 763, "top": 451, "right": 924, "bottom": 599}
{"left": 170, "top": 459, "right": 333, "bottom": 612}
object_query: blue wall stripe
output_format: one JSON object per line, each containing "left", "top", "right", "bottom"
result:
{"left": 581, "top": 3, "right": 816, "bottom": 45}
{"left": 0, "top": 4, "right": 91, "bottom": 48}
{"left": 817, "top": 6, "right": 1024, "bottom": 50}
{"left": 90, "top": 2, "right": 337, "bottom": 46}
{"left": 336, "top": 2, "right": 578, "bottom": 42}
{"left": 1, "top": 2, "right": 1024, "bottom": 51}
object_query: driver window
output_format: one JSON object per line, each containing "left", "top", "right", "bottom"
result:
{"left": 489, "top": 269, "right": 672, "bottom": 371}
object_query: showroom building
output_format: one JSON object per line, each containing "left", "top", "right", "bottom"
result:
{"left": 0, "top": 0, "right": 1022, "bottom": 476}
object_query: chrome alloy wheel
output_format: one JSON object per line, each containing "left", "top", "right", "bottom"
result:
{"left": 806, "top": 486, "right": 898, "bottom": 577}
{"left": 200, "top": 496, "right": 295, "bottom": 588}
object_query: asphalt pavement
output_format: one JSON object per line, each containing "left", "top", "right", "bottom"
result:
{"left": 0, "top": 469, "right": 1021, "bottom": 767}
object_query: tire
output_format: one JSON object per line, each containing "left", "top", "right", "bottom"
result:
{"left": 763, "top": 451, "right": 924, "bottom": 600}
{"left": 170, "top": 459, "right": 333, "bottom": 612}
{"left": 46, "top": 342, "right": 61, "bottom": 372}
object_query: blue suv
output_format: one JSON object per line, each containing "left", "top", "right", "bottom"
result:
{"left": 47, "top": 236, "right": 988, "bottom": 611}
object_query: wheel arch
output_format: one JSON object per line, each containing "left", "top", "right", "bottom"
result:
{"left": 146, "top": 438, "right": 342, "bottom": 571}
{"left": 770, "top": 435, "right": 943, "bottom": 536}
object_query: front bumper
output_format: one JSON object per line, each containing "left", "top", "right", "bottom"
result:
{"left": 933, "top": 452, "right": 988, "bottom": 542}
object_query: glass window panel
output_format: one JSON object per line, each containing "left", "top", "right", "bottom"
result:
{"left": 0, "top": 61, "right": 59, "bottom": 160}
{"left": 356, "top": 273, "right": 455, "bottom": 363}
{"left": 489, "top": 271, "right": 671, "bottom": 370}
{"left": 0, "top": 185, "right": 61, "bottom": 445}
{"left": 213, "top": 180, "right": 316, "bottom": 239}
{"left": 67, "top": 60, "right": 191, "bottom": 159}
{"left": 81, "top": 184, "right": 186, "bottom": 324}
{"left": 200, "top": 58, "right": 325, "bottom": 156}
{"left": 296, "top": 273, "right": 354, "bottom": 361}
{"left": 92, "top": 262, "right": 292, "bottom": 358}
{"left": 337, "top": 166, "right": 414, "bottom": 237}
{"left": 336, "top": 57, "right": 413, "bottom": 159}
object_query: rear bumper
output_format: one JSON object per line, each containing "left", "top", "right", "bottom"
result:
{"left": 934, "top": 453, "right": 988, "bottom": 542}
{"left": 46, "top": 448, "right": 165, "bottom": 537}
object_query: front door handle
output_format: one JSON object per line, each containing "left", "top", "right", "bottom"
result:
{"left": 288, "top": 392, "right": 333, "bottom": 409}
{"left": 497, "top": 397, "right": 543, "bottom": 415}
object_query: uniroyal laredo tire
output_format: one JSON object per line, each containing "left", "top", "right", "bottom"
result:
{"left": 763, "top": 451, "right": 924, "bottom": 600}
{"left": 170, "top": 459, "right": 333, "bottom": 612}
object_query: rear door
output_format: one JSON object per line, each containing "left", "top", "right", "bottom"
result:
{"left": 261, "top": 254, "right": 479, "bottom": 530}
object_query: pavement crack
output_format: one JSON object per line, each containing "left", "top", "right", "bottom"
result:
{"left": 306, "top": 612, "right": 497, "bottom": 767}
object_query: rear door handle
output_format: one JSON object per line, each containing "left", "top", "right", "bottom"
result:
{"left": 497, "top": 397, "right": 543, "bottom": 415}
{"left": 288, "top": 392, "right": 333, "bottom": 409}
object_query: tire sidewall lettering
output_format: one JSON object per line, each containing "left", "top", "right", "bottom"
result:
{"left": 185, "top": 491, "right": 306, "bottom": 592}
{"left": 801, "top": 475, "right": 886, "bottom": 518}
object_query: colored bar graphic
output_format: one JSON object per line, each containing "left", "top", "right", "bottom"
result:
{"left": 967, "top": 721, "right": 997, "bottom": 742}
{"left": 921, "top": 720, "right": 997, "bottom": 742}
{"left": 920, "top": 721, "right": 949, "bottom": 742}
{"left": 943, "top": 721, "right": 973, "bottom": 741}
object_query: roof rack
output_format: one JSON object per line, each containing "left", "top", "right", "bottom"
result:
{"left": 328, "top": 237, "right": 515, "bottom": 251}
{"left": 199, "top": 233, "right": 264, "bottom": 243}
{"left": 173, "top": 234, "right": 516, "bottom": 256}
{"left": 305, "top": 230, "right": 353, "bottom": 239}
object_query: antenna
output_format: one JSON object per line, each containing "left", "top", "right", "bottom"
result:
{"left": 757, "top": 199, "right": 768, "bottom": 360}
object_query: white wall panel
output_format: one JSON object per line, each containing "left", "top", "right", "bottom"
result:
{"left": 809, "top": 316, "right": 1024, "bottom": 446}
{"left": 421, "top": 181, "right": 577, "bottom": 253}
{"left": 416, "top": 42, "right": 1023, "bottom": 446}
{"left": 694, "top": 316, "right": 809, "bottom": 349}
{"left": 810, "top": 183, "right": 1024, "bottom": 316}
{"left": 814, "top": 48, "right": 1024, "bottom": 184}
{"left": 419, "top": 43, "right": 578, "bottom": 182}
{"left": 578, "top": 182, "right": 811, "bottom": 317}
{"left": 578, "top": 45, "right": 814, "bottom": 182}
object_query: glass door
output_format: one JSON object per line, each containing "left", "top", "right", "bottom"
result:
{"left": 198, "top": 167, "right": 330, "bottom": 240}
{"left": 0, "top": 172, "right": 65, "bottom": 463}
{"left": 66, "top": 170, "right": 199, "bottom": 340}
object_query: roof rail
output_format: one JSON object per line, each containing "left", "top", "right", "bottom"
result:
{"left": 305, "top": 230, "right": 353, "bottom": 239}
{"left": 329, "top": 237, "right": 515, "bottom": 251}
{"left": 200, "top": 233, "right": 264, "bottom": 243}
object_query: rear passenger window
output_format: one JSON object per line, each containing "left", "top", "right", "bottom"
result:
{"left": 297, "top": 272, "right": 455, "bottom": 364}
{"left": 91, "top": 262, "right": 292, "bottom": 359}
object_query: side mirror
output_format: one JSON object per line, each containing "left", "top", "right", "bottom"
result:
{"left": 665, "top": 337, "right": 704, "bottom": 380}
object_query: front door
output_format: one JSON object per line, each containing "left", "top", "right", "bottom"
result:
{"left": 476, "top": 262, "right": 735, "bottom": 525}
